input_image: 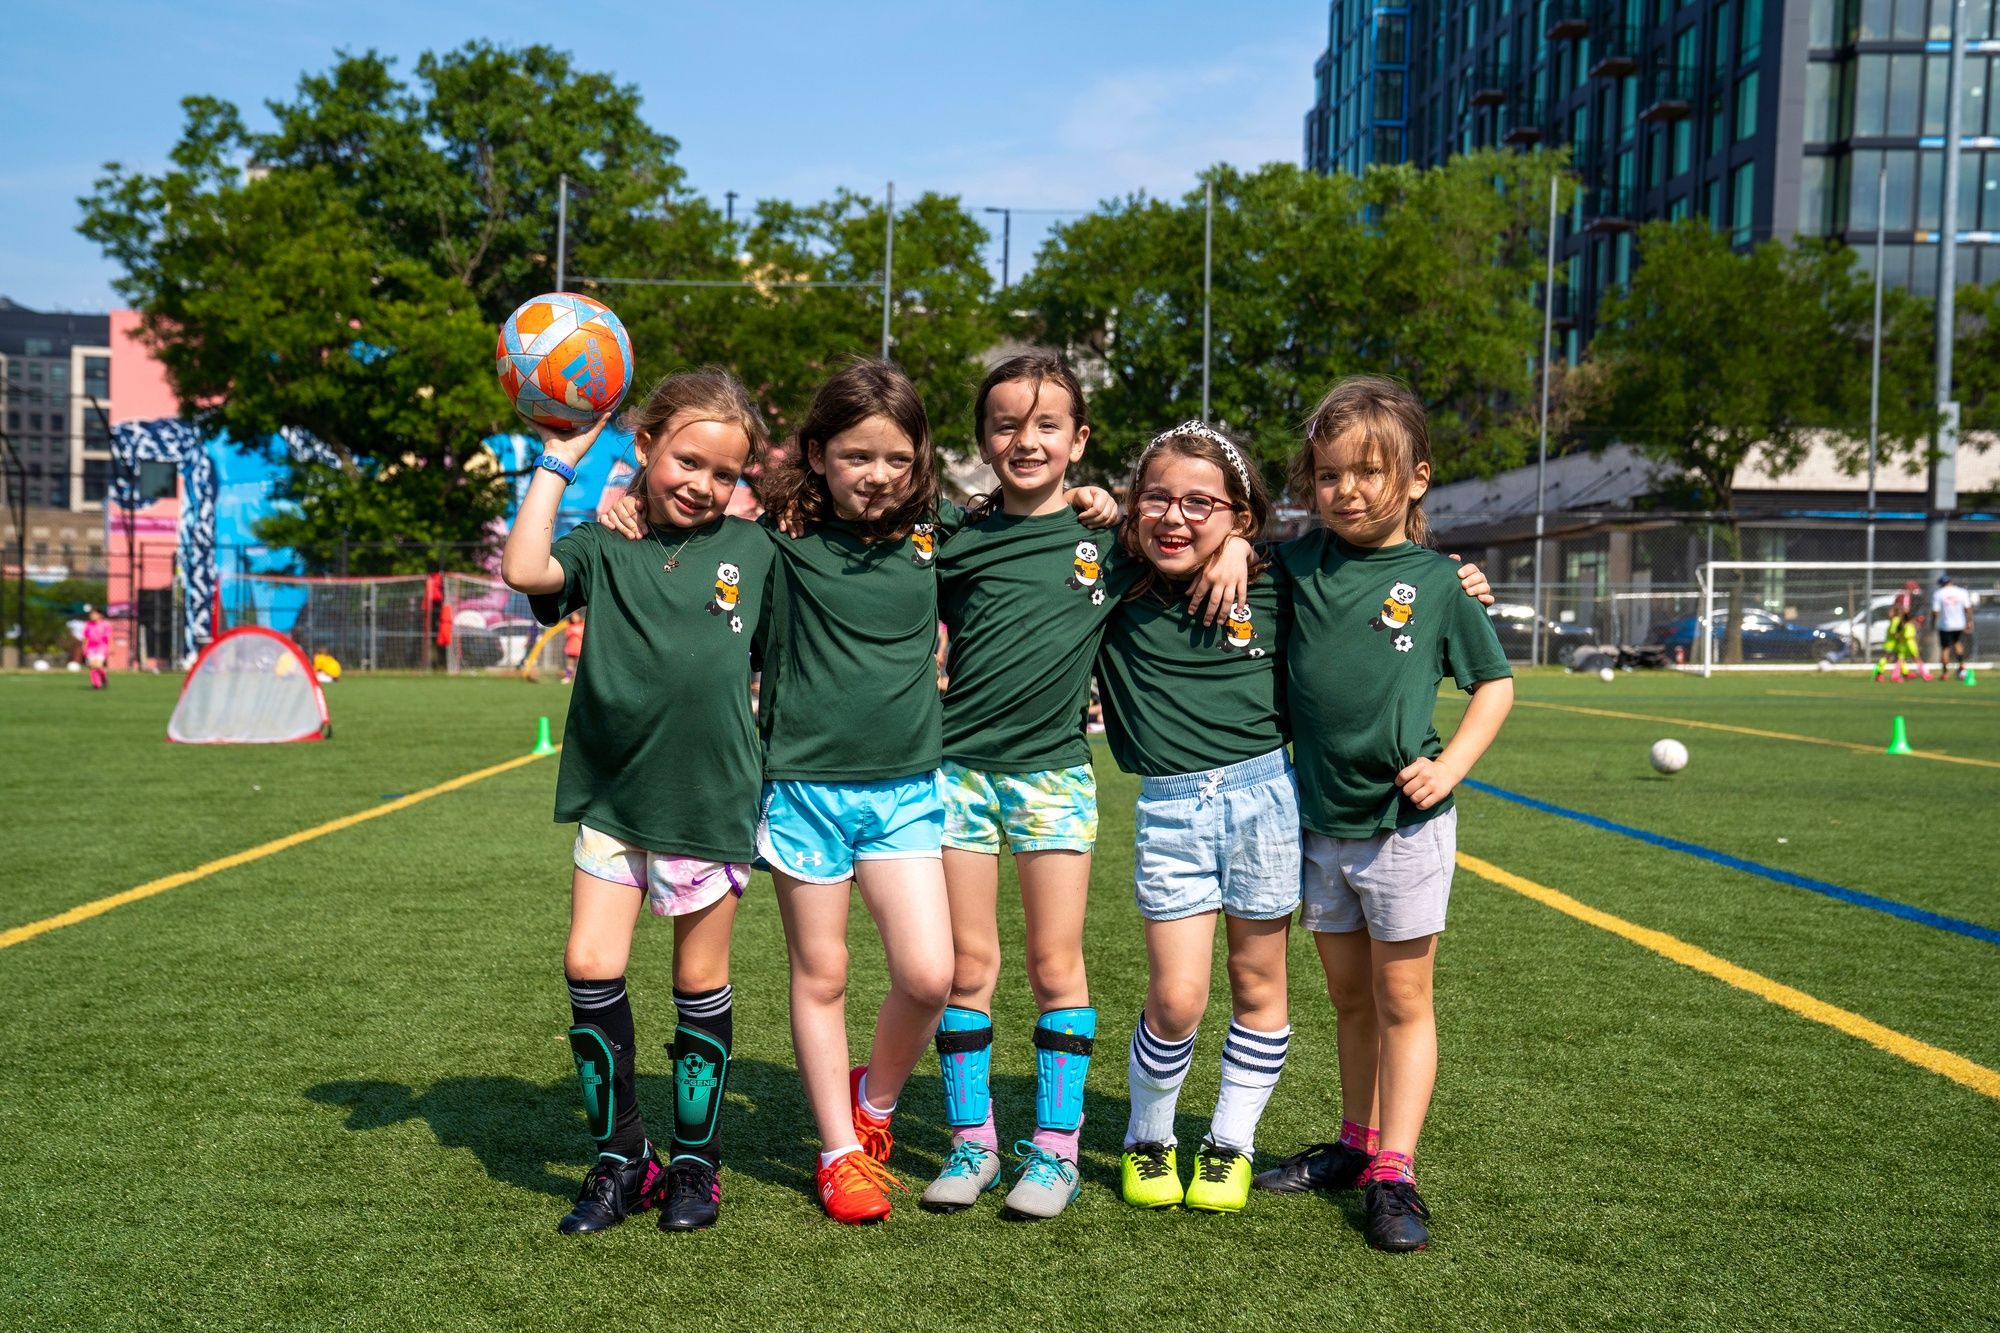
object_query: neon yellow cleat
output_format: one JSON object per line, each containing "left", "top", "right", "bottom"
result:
{"left": 1120, "top": 1141, "right": 1182, "bottom": 1209}
{"left": 1183, "top": 1141, "right": 1252, "bottom": 1214}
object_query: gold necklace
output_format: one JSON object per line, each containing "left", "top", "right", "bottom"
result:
{"left": 651, "top": 524, "right": 698, "bottom": 572}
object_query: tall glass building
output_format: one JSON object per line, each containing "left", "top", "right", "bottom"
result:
{"left": 1305, "top": 0, "right": 2000, "bottom": 344}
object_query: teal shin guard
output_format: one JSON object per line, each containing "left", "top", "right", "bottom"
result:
{"left": 1033, "top": 1007, "right": 1096, "bottom": 1132}
{"left": 567, "top": 1024, "right": 619, "bottom": 1148}
{"left": 936, "top": 1006, "right": 994, "bottom": 1129}
{"left": 670, "top": 1025, "right": 729, "bottom": 1158}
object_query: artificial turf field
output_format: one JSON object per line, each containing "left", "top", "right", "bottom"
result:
{"left": 1, "top": 669, "right": 1996, "bottom": 1331}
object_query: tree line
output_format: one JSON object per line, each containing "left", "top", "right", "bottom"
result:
{"left": 80, "top": 43, "right": 1999, "bottom": 573}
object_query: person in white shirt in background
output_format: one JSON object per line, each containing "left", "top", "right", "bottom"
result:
{"left": 1932, "top": 572, "right": 1977, "bottom": 681}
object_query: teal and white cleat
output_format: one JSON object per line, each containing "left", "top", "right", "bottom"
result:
{"left": 1001, "top": 1140, "right": 1081, "bottom": 1220}
{"left": 919, "top": 1138, "right": 1002, "bottom": 1213}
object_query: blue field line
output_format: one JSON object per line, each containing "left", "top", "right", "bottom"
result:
{"left": 1460, "top": 779, "right": 2000, "bottom": 946}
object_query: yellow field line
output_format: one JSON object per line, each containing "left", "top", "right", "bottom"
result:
{"left": 1457, "top": 852, "right": 2000, "bottom": 1103}
{"left": 0, "top": 749, "right": 556, "bottom": 952}
{"left": 1515, "top": 698, "right": 2000, "bottom": 770}
{"left": 1764, "top": 688, "right": 2000, "bottom": 710}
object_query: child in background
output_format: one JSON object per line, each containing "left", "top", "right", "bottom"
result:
{"left": 1875, "top": 581, "right": 1929, "bottom": 682}
{"left": 922, "top": 356, "right": 1247, "bottom": 1221}
{"left": 81, "top": 608, "right": 111, "bottom": 690}
{"left": 1254, "top": 376, "right": 1513, "bottom": 1253}
{"left": 561, "top": 612, "right": 584, "bottom": 683}
{"left": 501, "top": 369, "right": 775, "bottom": 1236}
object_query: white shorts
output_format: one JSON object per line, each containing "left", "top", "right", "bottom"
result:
{"left": 1300, "top": 807, "right": 1456, "bottom": 942}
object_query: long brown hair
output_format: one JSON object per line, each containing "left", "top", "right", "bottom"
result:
{"left": 1118, "top": 421, "right": 1271, "bottom": 605}
{"left": 1294, "top": 375, "right": 1433, "bottom": 546}
{"left": 965, "top": 351, "right": 1090, "bottom": 521}
{"left": 760, "top": 358, "right": 940, "bottom": 541}
{"left": 618, "top": 368, "right": 769, "bottom": 505}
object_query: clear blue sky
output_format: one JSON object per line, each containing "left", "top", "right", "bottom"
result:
{"left": 1, "top": 0, "right": 1321, "bottom": 313}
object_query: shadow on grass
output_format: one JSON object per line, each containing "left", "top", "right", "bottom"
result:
{"left": 305, "top": 1057, "right": 1146, "bottom": 1202}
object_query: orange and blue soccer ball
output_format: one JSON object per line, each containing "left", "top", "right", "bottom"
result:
{"left": 495, "top": 292, "right": 633, "bottom": 430}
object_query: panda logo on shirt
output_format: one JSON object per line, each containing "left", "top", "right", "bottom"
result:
{"left": 1373, "top": 581, "right": 1417, "bottom": 635}
{"left": 709, "top": 562, "right": 744, "bottom": 632}
{"left": 1220, "top": 602, "right": 1264, "bottom": 656}
{"left": 911, "top": 524, "right": 938, "bottom": 566}
{"left": 1066, "top": 540, "right": 1101, "bottom": 592}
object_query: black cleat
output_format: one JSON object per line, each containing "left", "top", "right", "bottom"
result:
{"left": 1251, "top": 1141, "right": 1373, "bottom": 1194}
{"left": 557, "top": 1145, "right": 666, "bottom": 1234}
{"left": 1362, "top": 1179, "right": 1432, "bottom": 1252}
{"left": 657, "top": 1157, "right": 722, "bottom": 1232}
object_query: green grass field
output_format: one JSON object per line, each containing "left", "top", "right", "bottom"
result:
{"left": 2, "top": 669, "right": 1997, "bottom": 1331}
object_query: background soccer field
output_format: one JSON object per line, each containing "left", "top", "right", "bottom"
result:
{"left": 2, "top": 671, "right": 1996, "bottom": 1330}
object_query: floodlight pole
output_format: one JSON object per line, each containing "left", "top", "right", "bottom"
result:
{"left": 1930, "top": 0, "right": 1966, "bottom": 564}
{"left": 882, "top": 181, "right": 895, "bottom": 360}
{"left": 556, "top": 173, "right": 569, "bottom": 292}
{"left": 1201, "top": 180, "right": 1213, "bottom": 424}
{"left": 1867, "top": 165, "right": 1886, "bottom": 639}
{"left": 1532, "top": 173, "right": 1558, "bottom": 669}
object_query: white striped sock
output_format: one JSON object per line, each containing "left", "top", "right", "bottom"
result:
{"left": 1126, "top": 1014, "right": 1198, "bottom": 1147}
{"left": 1209, "top": 1020, "right": 1291, "bottom": 1153}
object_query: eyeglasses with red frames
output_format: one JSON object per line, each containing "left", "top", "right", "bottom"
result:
{"left": 1135, "top": 490, "right": 1237, "bottom": 524}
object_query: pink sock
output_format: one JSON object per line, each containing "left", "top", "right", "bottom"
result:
{"left": 1031, "top": 1119, "right": 1082, "bottom": 1163}
{"left": 958, "top": 1109, "right": 998, "bottom": 1151}
{"left": 1362, "top": 1150, "right": 1416, "bottom": 1185}
{"left": 1339, "top": 1119, "right": 1380, "bottom": 1155}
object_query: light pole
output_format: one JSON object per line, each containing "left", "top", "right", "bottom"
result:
{"left": 1867, "top": 165, "right": 1886, "bottom": 640}
{"left": 1930, "top": 0, "right": 1966, "bottom": 564}
{"left": 725, "top": 190, "right": 738, "bottom": 226}
{"left": 881, "top": 181, "right": 895, "bottom": 360}
{"left": 1532, "top": 174, "right": 1558, "bottom": 668}
{"left": 1201, "top": 180, "right": 1213, "bottom": 425}
{"left": 556, "top": 172, "right": 568, "bottom": 292}
{"left": 984, "top": 207, "right": 1012, "bottom": 290}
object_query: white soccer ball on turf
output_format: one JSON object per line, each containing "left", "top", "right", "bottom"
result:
{"left": 33, "top": 660, "right": 50, "bottom": 672}
{"left": 1599, "top": 666, "right": 1616, "bottom": 683}
{"left": 1650, "top": 738, "right": 1689, "bottom": 774}
{"left": 66, "top": 661, "right": 81, "bottom": 672}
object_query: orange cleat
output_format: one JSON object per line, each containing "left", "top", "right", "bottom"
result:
{"left": 817, "top": 1149, "right": 905, "bottom": 1224}
{"left": 850, "top": 1066, "right": 895, "bottom": 1163}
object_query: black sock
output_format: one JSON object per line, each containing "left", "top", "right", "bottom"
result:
{"left": 670, "top": 985, "right": 734, "bottom": 1166}
{"left": 567, "top": 974, "right": 648, "bottom": 1161}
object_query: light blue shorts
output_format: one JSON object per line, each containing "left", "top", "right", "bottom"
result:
{"left": 1132, "top": 748, "right": 1302, "bottom": 922}
{"left": 757, "top": 773, "right": 945, "bottom": 885}
{"left": 940, "top": 760, "right": 1098, "bottom": 855}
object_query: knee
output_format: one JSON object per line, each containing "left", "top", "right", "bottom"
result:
{"left": 563, "top": 943, "right": 623, "bottom": 981}
{"left": 1025, "top": 946, "right": 1087, "bottom": 1011}
{"left": 1147, "top": 982, "right": 1208, "bottom": 1040}
{"left": 952, "top": 940, "right": 1001, "bottom": 999}
{"left": 792, "top": 948, "right": 850, "bottom": 1008}
{"left": 897, "top": 958, "right": 955, "bottom": 1013}
{"left": 1324, "top": 970, "right": 1373, "bottom": 1015}
{"left": 1374, "top": 970, "right": 1433, "bottom": 1024}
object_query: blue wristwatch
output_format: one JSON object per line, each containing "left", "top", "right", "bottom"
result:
{"left": 532, "top": 453, "right": 577, "bottom": 485}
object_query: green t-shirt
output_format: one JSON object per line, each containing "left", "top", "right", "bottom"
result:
{"left": 1275, "top": 532, "right": 1512, "bottom": 837}
{"left": 1095, "top": 572, "right": 1289, "bottom": 778}
{"left": 939, "top": 506, "right": 1136, "bottom": 773}
{"left": 757, "top": 508, "right": 954, "bottom": 782}
{"left": 529, "top": 516, "right": 775, "bottom": 861}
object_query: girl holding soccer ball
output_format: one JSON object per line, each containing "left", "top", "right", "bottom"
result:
{"left": 502, "top": 369, "right": 774, "bottom": 1236}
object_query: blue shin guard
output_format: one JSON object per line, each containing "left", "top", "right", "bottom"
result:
{"left": 936, "top": 1006, "right": 994, "bottom": 1129}
{"left": 1033, "top": 1007, "right": 1096, "bottom": 1132}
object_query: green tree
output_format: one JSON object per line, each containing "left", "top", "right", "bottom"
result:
{"left": 1017, "top": 152, "right": 1572, "bottom": 484}
{"left": 1584, "top": 220, "right": 1935, "bottom": 659}
{"left": 78, "top": 44, "right": 725, "bottom": 571}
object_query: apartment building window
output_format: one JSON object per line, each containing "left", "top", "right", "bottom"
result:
{"left": 1730, "top": 162, "right": 1756, "bottom": 244}
{"left": 83, "top": 356, "right": 108, "bottom": 399}
{"left": 1736, "top": 70, "right": 1760, "bottom": 140}
{"left": 1379, "top": 12, "right": 1408, "bottom": 63}
{"left": 1810, "top": 0, "right": 1859, "bottom": 47}
{"left": 1672, "top": 118, "right": 1693, "bottom": 175}
{"left": 1739, "top": 0, "right": 1763, "bottom": 61}
{"left": 1714, "top": 3, "right": 1733, "bottom": 78}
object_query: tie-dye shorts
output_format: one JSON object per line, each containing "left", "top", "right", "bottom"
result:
{"left": 573, "top": 824, "right": 749, "bottom": 918}
{"left": 940, "top": 760, "right": 1098, "bottom": 855}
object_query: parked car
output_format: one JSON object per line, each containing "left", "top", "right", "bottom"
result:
{"left": 1485, "top": 602, "right": 1596, "bottom": 665}
{"left": 1645, "top": 609, "right": 1849, "bottom": 662}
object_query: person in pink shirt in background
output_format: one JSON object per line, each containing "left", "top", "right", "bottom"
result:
{"left": 81, "top": 607, "right": 112, "bottom": 690}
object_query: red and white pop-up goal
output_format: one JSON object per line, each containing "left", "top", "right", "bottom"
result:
{"left": 167, "top": 626, "right": 331, "bottom": 744}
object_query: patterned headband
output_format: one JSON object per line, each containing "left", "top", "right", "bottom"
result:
{"left": 1147, "top": 420, "right": 1251, "bottom": 493}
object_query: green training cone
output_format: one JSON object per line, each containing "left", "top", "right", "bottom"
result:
{"left": 532, "top": 715, "right": 555, "bottom": 756}
{"left": 1964, "top": 665, "right": 1978, "bottom": 687}
{"left": 1886, "top": 715, "right": 1914, "bottom": 755}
